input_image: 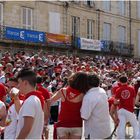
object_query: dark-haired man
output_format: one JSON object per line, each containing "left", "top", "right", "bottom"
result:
{"left": 114, "top": 76, "right": 139, "bottom": 139}
{"left": 15, "top": 69, "right": 44, "bottom": 139}
{"left": 80, "top": 74, "right": 111, "bottom": 139}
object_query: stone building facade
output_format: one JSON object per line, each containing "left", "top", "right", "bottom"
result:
{"left": 0, "top": 1, "right": 140, "bottom": 57}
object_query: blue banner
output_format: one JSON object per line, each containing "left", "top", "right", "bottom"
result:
{"left": 5, "top": 27, "right": 46, "bottom": 43}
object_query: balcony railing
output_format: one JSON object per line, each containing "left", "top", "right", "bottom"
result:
{"left": 0, "top": 26, "right": 135, "bottom": 57}
{"left": 101, "top": 40, "right": 134, "bottom": 56}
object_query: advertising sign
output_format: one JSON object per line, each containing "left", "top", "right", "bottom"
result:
{"left": 5, "top": 27, "right": 46, "bottom": 43}
{"left": 47, "top": 33, "right": 71, "bottom": 45}
{"left": 80, "top": 38, "right": 102, "bottom": 51}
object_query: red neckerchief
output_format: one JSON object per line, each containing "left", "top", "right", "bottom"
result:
{"left": 66, "top": 86, "right": 81, "bottom": 100}
{"left": 24, "top": 91, "right": 44, "bottom": 110}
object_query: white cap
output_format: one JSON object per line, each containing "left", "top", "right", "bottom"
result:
{"left": 137, "top": 77, "right": 140, "bottom": 81}
{"left": 10, "top": 87, "right": 19, "bottom": 95}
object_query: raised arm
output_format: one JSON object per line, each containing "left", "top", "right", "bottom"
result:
{"left": 110, "top": 104, "right": 119, "bottom": 126}
{"left": 50, "top": 88, "right": 65, "bottom": 105}
{"left": 0, "top": 106, "right": 7, "bottom": 127}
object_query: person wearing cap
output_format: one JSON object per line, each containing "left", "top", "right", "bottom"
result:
{"left": 114, "top": 75, "right": 139, "bottom": 139}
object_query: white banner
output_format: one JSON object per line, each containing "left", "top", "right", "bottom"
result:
{"left": 80, "top": 38, "right": 101, "bottom": 51}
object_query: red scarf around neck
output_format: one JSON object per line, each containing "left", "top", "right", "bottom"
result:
{"left": 66, "top": 86, "right": 81, "bottom": 100}
{"left": 25, "top": 91, "right": 44, "bottom": 110}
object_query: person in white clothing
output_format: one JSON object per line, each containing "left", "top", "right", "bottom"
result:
{"left": 0, "top": 100, "right": 6, "bottom": 138}
{"left": 114, "top": 76, "right": 139, "bottom": 139}
{"left": 16, "top": 69, "right": 44, "bottom": 139}
{"left": 4, "top": 77, "right": 23, "bottom": 139}
{"left": 4, "top": 102, "right": 18, "bottom": 139}
{"left": 81, "top": 74, "right": 111, "bottom": 139}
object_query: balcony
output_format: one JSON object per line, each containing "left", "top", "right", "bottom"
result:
{"left": 101, "top": 40, "right": 134, "bottom": 57}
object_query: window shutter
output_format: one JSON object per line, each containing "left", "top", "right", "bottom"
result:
{"left": 22, "top": 8, "right": 26, "bottom": 25}
{"left": 28, "top": 8, "right": 32, "bottom": 26}
{"left": 103, "top": 23, "right": 111, "bottom": 40}
{"left": 137, "top": 1, "right": 140, "bottom": 18}
{"left": 118, "top": 26, "right": 126, "bottom": 42}
{"left": 90, "top": 1, "right": 95, "bottom": 7}
{"left": 84, "top": 0, "right": 87, "bottom": 5}
{"left": 119, "top": 1, "right": 125, "bottom": 15}
{"left": 0, "top": 3, "right": 3, "bottom": 25}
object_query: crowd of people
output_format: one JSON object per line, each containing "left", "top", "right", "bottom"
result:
{"left": 0, "top": 49, "right": 140, "bottom": 139}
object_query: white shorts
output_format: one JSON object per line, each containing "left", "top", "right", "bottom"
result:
{"left": 57, "top": 127, "right": 82, "bottom": 137}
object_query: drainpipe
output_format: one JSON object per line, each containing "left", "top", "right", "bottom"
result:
{"left": 129, "top": 1, "right": 132, "bottom": 50}
{"left": 96, "top": 9, "right": 101, "bottom": 40}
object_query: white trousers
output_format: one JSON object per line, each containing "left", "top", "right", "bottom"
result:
{"left": 117, "top": 108, "right": 139, "bottom": 139}
{"left": 136, "top": 110, "right": 140, "bottom": 138}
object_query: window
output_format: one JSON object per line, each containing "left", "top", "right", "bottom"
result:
{"left": 87, "top": 19, "right": 94, "bottom": 39}
{"left": 103, "top": 23, "right": 111, "bottom": 40}
{"left": 72, "top": 16, "right": 80, "bottom": 37}
{"left": 137, "top": 1, "right": 140, "bottom": 18}
{"left": 118, "top": 1, "right": 125, "bottom": 15}
{"left": 71, "top": 0, "right": 80, "bottom": 4}
{"left": 22, "top": 7, "right": 33, "bottom": 29}
{"left": 0, "top": 3, "right": 3, "bottom": 25}
{"left": 84, "top": 0, "right": 88, "bottom": 5}
{"left": 118, "top": 26, "right": 126, "bottom": 43}
{"left": 103, "top": 1, "right": 111, "bottom": 11}
{"left": 84, "top": 0, "right": 94, "bottom": 7}
{"left": 49, "top": 12, "right": 60, "bottom": 34}
{"left": 138, "top": 30, "right": 140, "bottom": 56}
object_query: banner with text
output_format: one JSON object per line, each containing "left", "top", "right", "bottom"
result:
{"left": 80, "top": 38, "right": 102, "bottom": 51}
{"left": 5, "top": 27, "right": 46, "bottom": 43}
{"left": 47, "top": 33, "right": 71, "bottom": 46}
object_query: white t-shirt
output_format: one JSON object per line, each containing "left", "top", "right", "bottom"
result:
{"left": 4, "top": 100, "right": 23, "bottom": 139}
{"left": 16, "top": 95, "right": 44, "bottom": 139}
{"left": 4, "top": 104, "right": 18, "bottom": 139}
{"left": 81, "top": 87, "right": 111, "bottom": 139}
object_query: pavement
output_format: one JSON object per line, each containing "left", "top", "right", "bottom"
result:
{"left": 48, "top": 125, "right": 53, "bottom": 140}
{"left": 48, "top": 121, "right": 134, "bottom": 139}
